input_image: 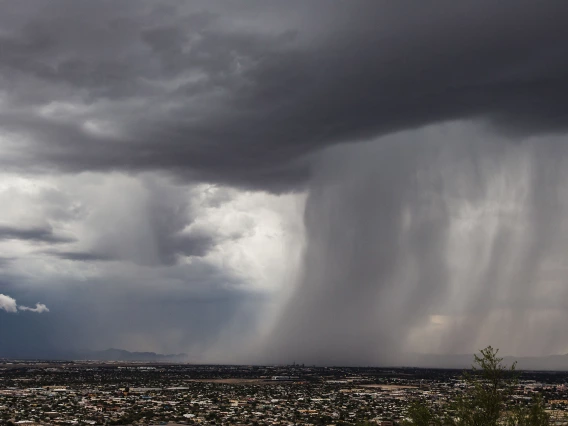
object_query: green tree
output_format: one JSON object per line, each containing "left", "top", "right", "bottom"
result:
{"left": 403, "top": 401, "right": 442, "bottom": 426}
{"left": 506, "top": 395, "right": 549, "bottom": 426}
{"left": 404, "top": 346, "right": 549, "bottom": 426}
{"left": 449, "top": 346, "right": 516, "bottom": 426}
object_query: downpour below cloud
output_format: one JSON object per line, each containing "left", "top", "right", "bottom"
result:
{"left": 263, "top": 123, "right": 568, "bottom": 365}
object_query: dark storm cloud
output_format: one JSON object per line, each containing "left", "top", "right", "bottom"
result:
{"left": 81, "top": 176, "right": 222, "bottom": 266}
{"left": 0, "top": 224, "right": 74, "bottom": 244}
{"left": 0, "top": 1, "right": 567, "bottom": 190}
{"left": 171, "top": 232, "right": 217, "bottom": 258}
{"left": 42, "top": 250, "right": 114, "bottom": 262}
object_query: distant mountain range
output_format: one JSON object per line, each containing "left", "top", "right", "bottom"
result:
{"left": 75, "top": 351, "right": 568, "bottom": 369}
{"left": 402, "top": 353, "right": 568, "bottom": 371}
{"left": 0, "top": 348, "right": 188, "bottom": 362}
{"left": 74, "top": 348, "right": 188, "bottom": 362}
{"left": 5, "top": 348, "right": 568, "bottom": 369}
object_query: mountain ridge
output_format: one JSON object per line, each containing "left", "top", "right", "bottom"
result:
{"left": 75, "top": 348, "right": 188, "bottom": 362}
{"left": 402, "top": 352, "right": 568, "bottom": 371}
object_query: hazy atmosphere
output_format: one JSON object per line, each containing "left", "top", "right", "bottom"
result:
{"left": 2, "top": 1, "right": 568, "bottom": 365}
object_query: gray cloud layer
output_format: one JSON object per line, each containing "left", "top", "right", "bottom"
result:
{"left": 1, "top": 1, "right": 567, "bottom": 190}
{"left": 0, "top": 224, "right": 74, "bottom": 244}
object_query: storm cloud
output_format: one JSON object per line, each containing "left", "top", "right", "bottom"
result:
{"left": 1, "top": 1, "right": 568, "bottom": 190}
{"left": 0, "top": 224, "right": 74, "bottom": 244}
{"left": 1, "top": 1, "right": 568, "bottom": 362}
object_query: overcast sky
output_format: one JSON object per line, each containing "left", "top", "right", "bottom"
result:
{"left": 1, "top": 1, "right": 568, "bottom": 363}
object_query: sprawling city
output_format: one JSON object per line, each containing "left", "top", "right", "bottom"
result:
{"left": 2, "top": 1, "right": 568, "bottom": 425}
{"left": 1, "top": 360, "right": 568, "bottom": 425}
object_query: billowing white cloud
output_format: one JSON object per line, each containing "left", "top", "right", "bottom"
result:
{"left": 0, "top": 293, "right": 49, "bottom": 314}
{"left": 0, "top": 294, "right": 18, "bottom": 313}
{"left": 18, "top": 303, "right": 50, "bottom": 313}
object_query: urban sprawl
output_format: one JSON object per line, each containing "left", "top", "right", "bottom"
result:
{"left": 1, "top": 361, "right": 568, "bottom": 425}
